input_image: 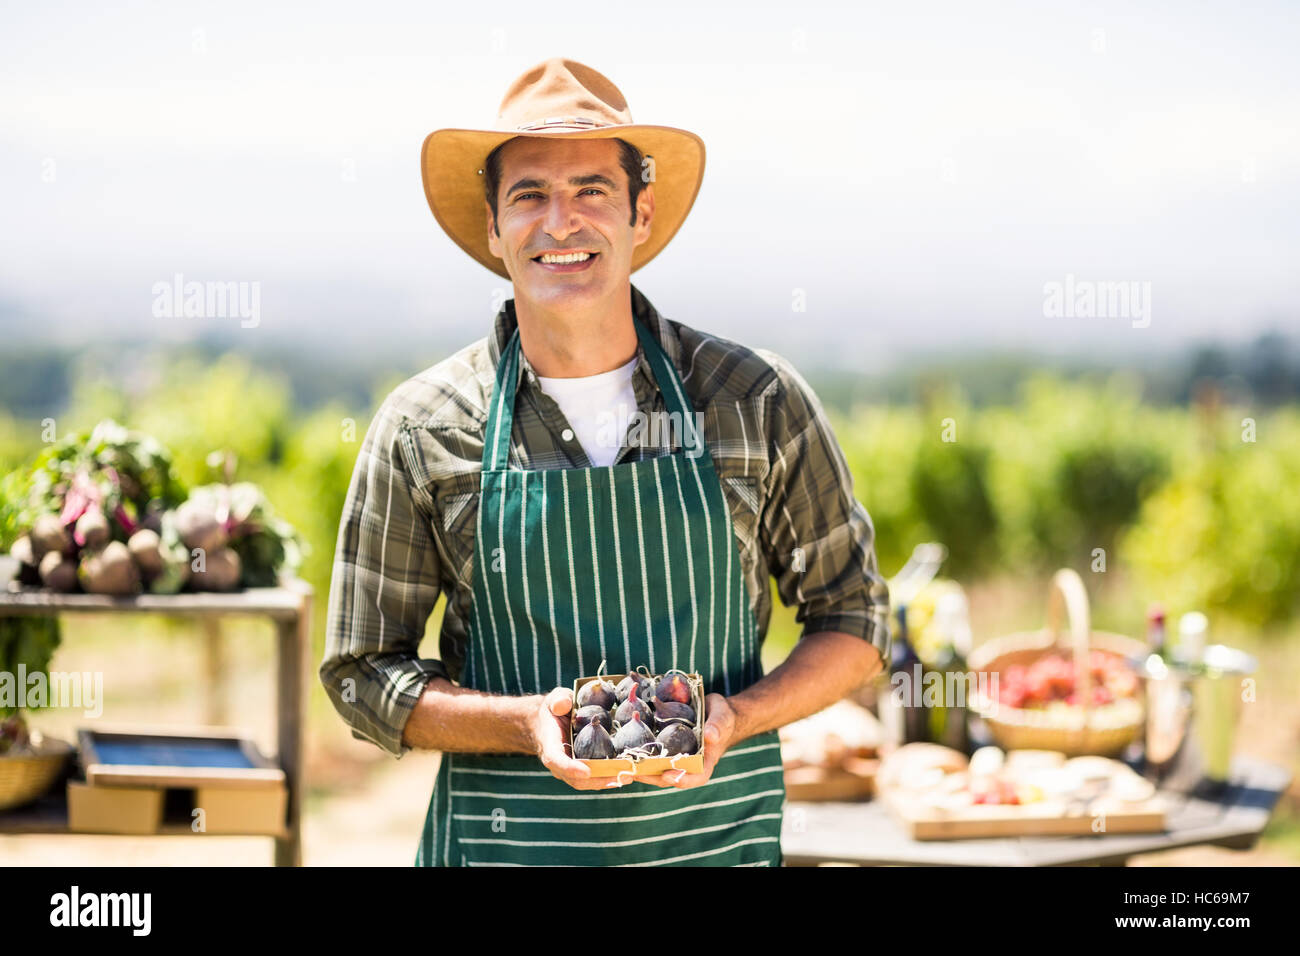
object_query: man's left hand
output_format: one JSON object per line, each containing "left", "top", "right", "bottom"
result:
{"left": 632, "top": 692, "right": 738, "bottom": 789}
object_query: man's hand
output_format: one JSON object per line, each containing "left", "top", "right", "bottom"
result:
{"left": 532, "top": 687, "right": 631, "bottom": 791}
{"left": 632, "top": 693, "right": 739, "bottom": 789}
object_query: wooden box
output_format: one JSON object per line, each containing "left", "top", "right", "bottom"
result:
{"left": 195, "top": 785, "right": 288, "bottom": 835}
{"left": 571, "top": 672, "right": 705, "bottom": 778}
{"left": 72, "top": 725, "right": 287, "bottom": 836}
{"left": 67, "top": 781, "right": 163, "bottom": 834}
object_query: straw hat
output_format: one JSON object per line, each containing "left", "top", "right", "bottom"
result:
{"left": 420, "top": 57, "right": 706, "bottom": 280}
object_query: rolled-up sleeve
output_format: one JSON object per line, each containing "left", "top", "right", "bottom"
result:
{"left": 321, "top": 394, "right": 449, "bottom": 758}
{"left": 756, "top": 349, "right": 892, "bottom": 671}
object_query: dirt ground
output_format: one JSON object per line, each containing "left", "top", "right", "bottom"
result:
{"left": 2, "top": 578, "right": 1297, "bottom": 867}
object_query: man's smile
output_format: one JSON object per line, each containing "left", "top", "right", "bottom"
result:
{"left": 531, "top": 250, "right": 599, "bottom": 273}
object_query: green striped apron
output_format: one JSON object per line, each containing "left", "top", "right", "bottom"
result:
{"left": 415, "top": 311, "right": 786, "bottom": 866}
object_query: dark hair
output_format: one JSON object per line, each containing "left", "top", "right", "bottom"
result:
{"left": 483, "top": 137, "right": 648, "bottom": 237}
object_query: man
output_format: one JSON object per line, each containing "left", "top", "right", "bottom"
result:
{"left": 321, "top": 57, "right": 890, "bottom": 866}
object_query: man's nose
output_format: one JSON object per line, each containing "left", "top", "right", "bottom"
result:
{"left": 542, "top": 194, "right": 583, "bottom": 240}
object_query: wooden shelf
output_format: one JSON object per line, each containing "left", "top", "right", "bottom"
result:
{"left": 0, "top": 577, "right": 311, "bottom": 865}
{"left": 1, "top": 579, "right": 310, "bottom": 620}
{"left": 0, "top": 780, "right": 288, "bottom": 839}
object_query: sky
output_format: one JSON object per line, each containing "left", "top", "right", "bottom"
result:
{"left": 1, "top": 0, "right": 1297, "bottom": 370}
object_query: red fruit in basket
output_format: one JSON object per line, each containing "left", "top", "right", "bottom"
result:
{"left": 1092, "top": 685, "right": 1113, "bottom": 706}
{"left": 655, "top": 670, "right": 692, "bottom": 705}
{"left": 1108, "top": 669, "right": 1139, "bottom": 697}
{"left": 576, "top": 677, "right": 617, "bottom": 711}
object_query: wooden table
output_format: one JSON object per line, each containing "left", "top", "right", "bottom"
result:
{"left": 780, "top": 753, "right": 1292, "bottom": 866}
{"left": 0, "top": 580, "right": 312, "bottom": 866}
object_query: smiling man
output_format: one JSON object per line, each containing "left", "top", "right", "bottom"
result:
{"left": 321, "top": 57, "right": 891, "bottom": 867}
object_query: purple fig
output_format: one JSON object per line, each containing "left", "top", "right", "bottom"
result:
{"left": 654, "top": 670, "right": 692, "bottom": 705}
{"left": 573, "top": 721, "right": 615, "bottom": 760}
{"left": 616, "top": 671, "right": 653, "bottom": 704}
{"left": 653, "top": 700, "right": 696, "bottom": 730}
{"left": 576, "top": 677, "right": 617, "bottom": 710}
{"left": 657, "top": 722, "right": 699, "bottom": 756}
{"left": 572, "top": 704, "right": 612, "bottom": 737}
{"left": 612, "top": 712, "right": 656, "bottom": 754}
{"left": 615, "top": 684, "right": 651, "bottom": 725}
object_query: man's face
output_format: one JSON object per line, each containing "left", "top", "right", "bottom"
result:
{"left": 486, "top": 137, "right": 654, "bottom": 310}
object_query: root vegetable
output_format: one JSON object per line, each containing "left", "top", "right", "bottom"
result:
{"left": 191, "top": 547, "right": 241, "bottom": 591}
{"left": 127, "top": 528, "right": 164, "bottom": 581}
{"left": 10, "top": 537, "right": 41, "bottom": 586}
{"left": 75, "top": 509, "right": 111, "bottom": 550}
{"left": 38, "top": 551, "right": 79, "bottom": 592}
{"left": 78, "top": 541, "right": 141, "bottom": 596}
{"left": 174, "top": 500, "right": 227, "bottom": 554}
{"left": 11, "top": 535, "right": 35, "bottom": 567}
{"left": 30, "top": 514, "right": 70, "bottom": 559}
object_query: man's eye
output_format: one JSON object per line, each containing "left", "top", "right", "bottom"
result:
{"left": 517, "top": 192, "right": 542, "bottom": 201}
{"left": 581, "top": 188, "right": 604, "bottom": 196}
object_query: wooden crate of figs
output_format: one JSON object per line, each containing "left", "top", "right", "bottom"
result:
{"left": 570, "top": 668, "right": 704, "bottom": 777}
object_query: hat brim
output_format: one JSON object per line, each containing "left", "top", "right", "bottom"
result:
{"left": 421, "top": 125, "right": 705, "bottom": 280}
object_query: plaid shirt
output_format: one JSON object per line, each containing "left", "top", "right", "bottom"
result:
{"left": 322, "top": 284, "right": 891, "bottom": 757}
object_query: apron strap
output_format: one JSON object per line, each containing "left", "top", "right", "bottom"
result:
{"left": 482, "top": 310, "right": 701, "bottom": 472}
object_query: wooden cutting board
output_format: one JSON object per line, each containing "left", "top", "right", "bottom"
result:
{"left": 784, "top": 758, "right": 878, "bottom": 802}
{"left": 881, "top": 785, "right": 1167, "bottom": 840}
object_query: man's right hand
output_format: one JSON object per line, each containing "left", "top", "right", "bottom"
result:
{"left": 532, "top": 687, "right": 627, "bottom": 791}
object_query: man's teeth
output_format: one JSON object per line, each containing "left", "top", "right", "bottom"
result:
{"left": 538, "top": 252, "right": 592, "bottom": 264}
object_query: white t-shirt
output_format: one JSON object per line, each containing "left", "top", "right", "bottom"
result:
{"left": 535, "top": 355, "right": 638, "bottom": 468}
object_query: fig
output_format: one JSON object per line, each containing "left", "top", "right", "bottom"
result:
{"left": 75, "top": 509, "right": 110, "bottom": 550}
{"left": 78, "top": 541, "right": 141, "bottom": 595}
{"left": 653, "top": 700, "right": 696, "bottom": 729}
{"left": 30, "top": 514, "right": 71, "bottom": 560}
{"left": 573, "top": 721, "right": 615, "bottom": 760}
{"left": 614, "top": 683, "right": 651, "bottom": 725}
{"left": 572, "top": 704, "right": 613, "bottom": 737}
{"left": 576, "top": 677, "right": 617, "bottom": 710}
{"left": 654, "top": 670, "right": 692, "bottom": 705}
{"left": 39, "top": 550, "right": 79, "bottom": 592}
{"left": 611, "top": 711, "right": 656, "bottom": 754}
{"left": 657, "top": 722, "right": 699, "bottom": 756}
{"left": 616, "top": 671, "right": 653, "bottom": 704}
{"left": 127, "top": 528, "right": 165, "bottom": 582}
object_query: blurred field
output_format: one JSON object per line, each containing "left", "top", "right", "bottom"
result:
{"left": 2, "top": 351, "right": 1298, "bottom": 864}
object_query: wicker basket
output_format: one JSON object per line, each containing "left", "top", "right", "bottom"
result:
{"left": 0, "top": 735, "right": 74, "bottom": 811}
{"left": 967, "top": 569, "right": 1146, "bottom": 756}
